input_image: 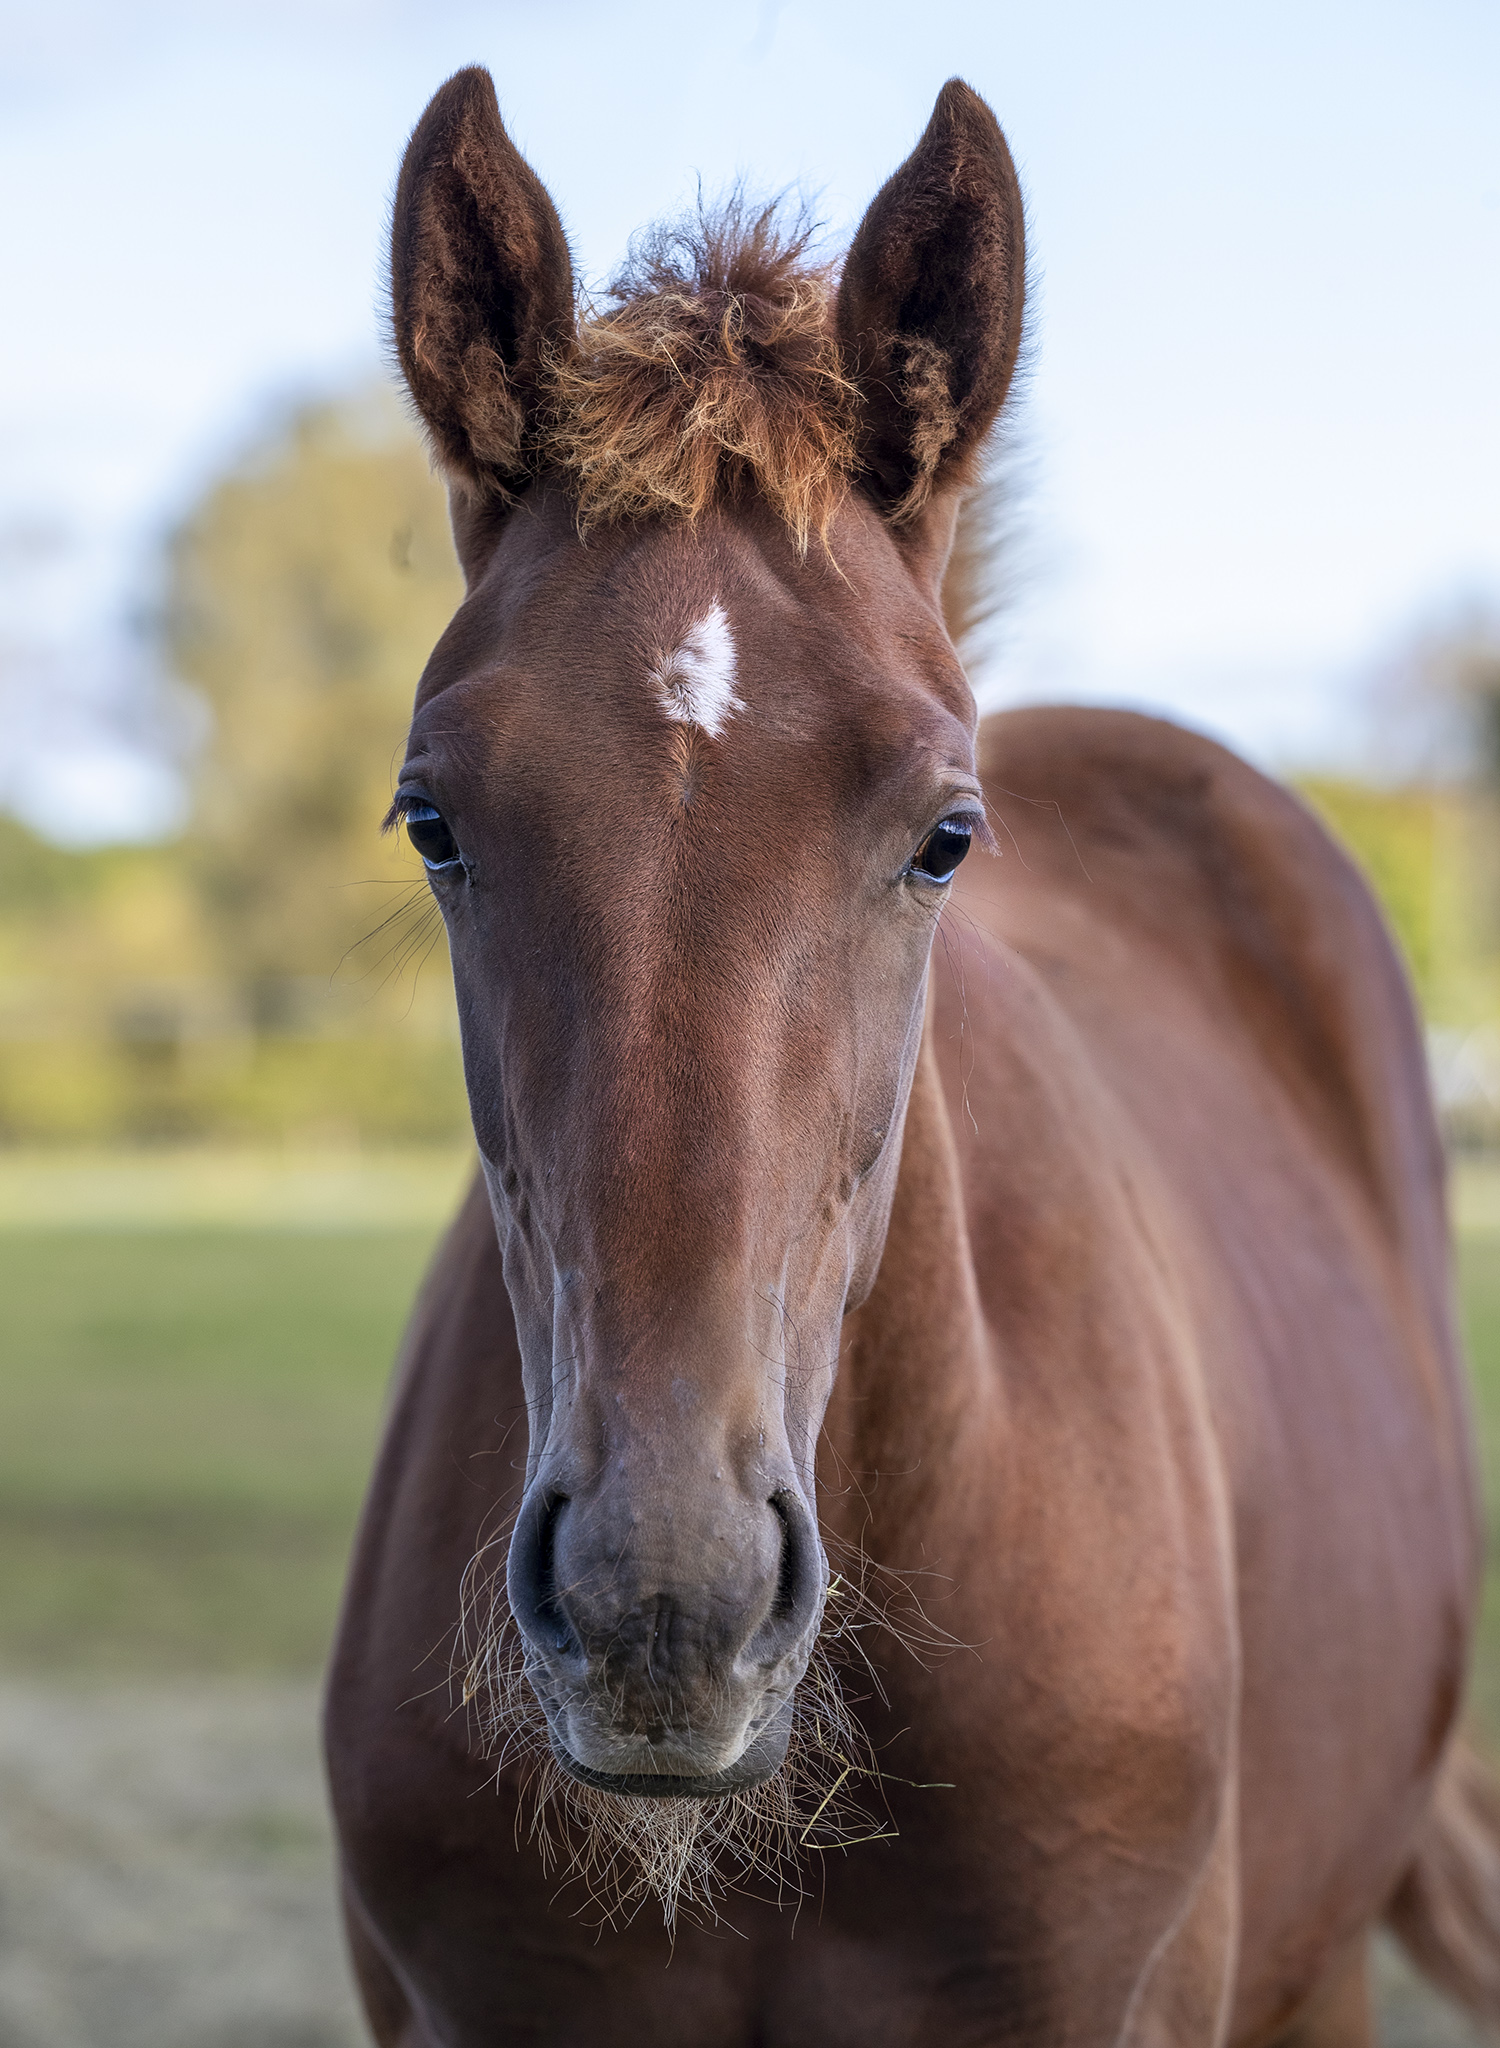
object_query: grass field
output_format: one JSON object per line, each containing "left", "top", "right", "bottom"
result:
{"left": 0, "top": 1149, "right": 469, "bottom": 1674}
{"left": 0, "top": 1152, "right": 1497, "bottom": 1725}
{"left": 0, "top": 1229, "right": 443, "bottom": 1671}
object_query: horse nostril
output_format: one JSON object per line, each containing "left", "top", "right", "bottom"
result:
{"left": 507, "top": 1488, "right": 578, "bottom": 1659}
{"left": 770, "top": 1492, "right": 799, "bottom": 1624}
{"left": 764, "top": 1488, "right": 822, "bottom": 1650}
{"left": 538, "top": 1495, "right": 574, "bottom": 1652}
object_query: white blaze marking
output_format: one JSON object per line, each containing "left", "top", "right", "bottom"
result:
{"left": 650, "top": 602, "right": 742, "bottom": 737}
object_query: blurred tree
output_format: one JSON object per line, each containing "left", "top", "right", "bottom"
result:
{"left": 164, "top": 388, "right": 464, "bottom": 1029}
{"left": 1296, "top": 779, "right": 1440, "bottom": 1005}
{"left": 1297, "top": 607, "right": 1500, "bottom": 1151}
{"left": 0, "top": 391, "right": 475, "bottom": 1144}
{"left": 1456, "top": 639, "right": 1500, "bottom": 790}
{"left": 1389, "top": 612, "right": 1500, "bottom": 996}
{"left": 1364, "top": 607, "right": 1500, "bottom": 791}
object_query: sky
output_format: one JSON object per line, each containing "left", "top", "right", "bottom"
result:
{"left": 2, "top": 0, "right": 1497, "bottom": 841}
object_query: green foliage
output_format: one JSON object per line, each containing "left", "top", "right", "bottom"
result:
{"left": 1298, "top": 777, "right": 1500, "bottom": 1028}
{"left": 0, "top": 389, "right": 471, "bottom": 1146}
{"left": 1297, "top": 779, "right": 1440, "bottom": 1000}
{"left": 0, "top": 1037, "right": 469, "bottom": 1148}
{"left": 167, "top": 388, "right": 464, "bottom": 1003}
{"left": 0, "top": 813, "right": 131, "bottom": 917}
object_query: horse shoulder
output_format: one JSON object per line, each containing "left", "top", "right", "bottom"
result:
{"left": 972, "top": 704, "right": 1448, "bottom": 1302}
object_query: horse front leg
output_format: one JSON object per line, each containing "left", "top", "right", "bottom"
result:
{"left": 1118, "top": 1768, "right": 1241, "bottom": 2048}
{"left": 340, "top": 1872, "right": 432, "bottom": 2048}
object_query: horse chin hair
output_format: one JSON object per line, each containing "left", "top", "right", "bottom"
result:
{"left": 453, "top": 1530, "right": 955, "bottom": 1934}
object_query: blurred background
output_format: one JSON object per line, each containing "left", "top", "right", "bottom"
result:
{"left": 0, "top": 2, "right": 1496, "bottom": 2042}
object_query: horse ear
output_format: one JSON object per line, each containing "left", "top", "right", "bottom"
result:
{"left": 836, "top": 80, "right": 1025, "bottom": 529}
{"left": 391, "top": 67, "right": 575, "bottom": 499}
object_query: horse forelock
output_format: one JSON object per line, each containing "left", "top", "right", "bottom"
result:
{"left": 536, "top": 198, "right": 861, "bottom": 555}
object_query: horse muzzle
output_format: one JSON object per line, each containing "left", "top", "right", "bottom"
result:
{"left": 506, "top": 1478, "right": 825, "bottom": 1798}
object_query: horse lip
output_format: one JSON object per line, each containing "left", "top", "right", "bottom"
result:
{"left": 547, "top": 1700, "right": 794, "bottom": 1801}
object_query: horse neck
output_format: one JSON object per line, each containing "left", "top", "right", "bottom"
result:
{"left": 819, "top": 1022, "right": 997, "bottom": 1559}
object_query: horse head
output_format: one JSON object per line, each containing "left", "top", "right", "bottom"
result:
{"left": 388, "top": 68, "right": 1025, "bottom": 1797}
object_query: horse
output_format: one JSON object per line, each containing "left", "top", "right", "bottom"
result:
{"left": 325, "top": 66, "right": 1500, "bottom": 2047}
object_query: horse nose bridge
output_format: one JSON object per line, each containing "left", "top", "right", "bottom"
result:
{"left": 563, "top": 1030, "right": 820, "bottom": 1282}
{"left": 536, "top": 1273, "right": 806, "bottom": 1478}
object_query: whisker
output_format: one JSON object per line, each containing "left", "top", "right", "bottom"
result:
{"left": 449, "top": 1520, "right": 963, "bottom": 1934}
{"left": 984, "top": 784, "right": 1094, "bottom": 883}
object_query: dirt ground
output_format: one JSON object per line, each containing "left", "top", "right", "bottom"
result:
{"left": 0, "top": 1677, "right": 1489, "bottom": 2048}
{"left": 0, "top": 1680, "right": 363, "bottom": 2048}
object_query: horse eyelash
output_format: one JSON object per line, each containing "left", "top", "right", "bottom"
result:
{"left": 382, "top": 790, "right": 433, "bottom": 836}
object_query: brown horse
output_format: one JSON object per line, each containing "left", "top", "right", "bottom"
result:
{"left": 326, "top": 67, "right": 1500, "bottom": 2047}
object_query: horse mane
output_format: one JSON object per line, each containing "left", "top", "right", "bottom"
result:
{"left": 534, "top": 196, "right": 1016, "bottom": 628}
{"left": 539, "top": 199, "right": 859, "bottom": 554}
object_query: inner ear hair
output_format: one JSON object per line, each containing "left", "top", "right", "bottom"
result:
{"left": 836, "top": 79, "right": 1026, "bottom": 526}
{"left": 391, "top": 67, "right": 575, "bottom": 499}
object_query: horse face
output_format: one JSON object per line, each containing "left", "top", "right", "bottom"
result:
{"left": 388, "top": 69, "right": 1023, "bottom": 1793}
{"left": 398, "top": 490, "right": 981, "bottom": 1787}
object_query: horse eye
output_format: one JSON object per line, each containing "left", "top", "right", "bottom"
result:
{"left": 404, "top": 802, "right": 463, "bottom": 871}
{"left": 911, "top": 817, "right": 974, "bottom": 884}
